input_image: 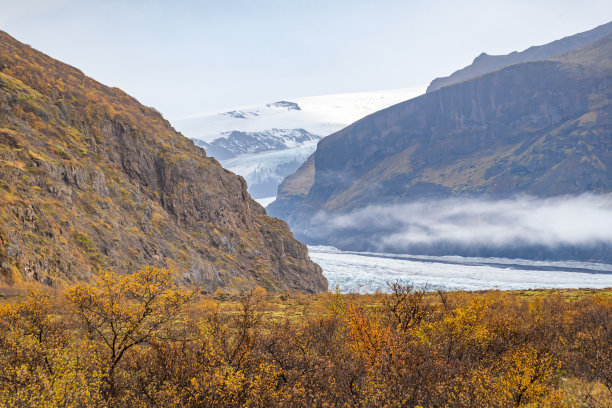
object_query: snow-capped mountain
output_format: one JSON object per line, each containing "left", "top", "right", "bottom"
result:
{"left": 195, "top": 128, "right": 321, "bottom": 160}
{"left": 174, "top": 88, "right": 425, "bottom": 143}
{"left": 172, "top": 87, "right": 425, "bottom": 204}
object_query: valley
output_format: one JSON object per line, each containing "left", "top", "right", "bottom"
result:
{"left": 1, "top": 5, "right": 611, "bottom": 407}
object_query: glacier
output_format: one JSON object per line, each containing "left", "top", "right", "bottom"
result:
{"left": 171, "top": 88, "right": 425, "bottom": 200}
{"left": 309, "top": 246, "right": 612, "bottom": 293}
{"left": 219, "top": 141, "right": 319, "bottom": 198}
{"left": 172, "top": 87, "right": 425, "bottom": 143}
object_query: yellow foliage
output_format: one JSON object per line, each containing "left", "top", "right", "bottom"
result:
{"left": 499, "top": 347, "right": 560, "bottom": 406}
{"left": 0, "top": 281, "right": 610, "bottom": 407}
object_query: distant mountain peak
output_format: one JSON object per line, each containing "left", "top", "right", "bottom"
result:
{"left": 266, "top": 101, "right": 301, "bottom": 111}
{"left": 172, "top": 87, "right": 425, "bottom": 143}
{"left": 473, "top": 52, "right": 489, "bottom": 62}
{"left": 222, "top": 110, "right": 259, "bottom": 119}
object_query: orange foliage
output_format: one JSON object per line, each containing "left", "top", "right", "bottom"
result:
{"left": 0, "top": 274, "right": 610, "bottom": 407}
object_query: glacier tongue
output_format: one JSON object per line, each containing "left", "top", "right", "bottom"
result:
{"left": 220, "top": 141, "right": 318, "bottom": 199}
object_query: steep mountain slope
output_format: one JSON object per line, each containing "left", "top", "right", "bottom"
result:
{"left": 427, "top": 20, "right": 612, "bottom": 93}
{"left": 269, "top": 33, "right": 612, "bottom": 259}
{"left": 268, "top": 154, "right": 315, "bottom": 220}
{"left": 0, "top": 31, "right": 326, "bottom": 293}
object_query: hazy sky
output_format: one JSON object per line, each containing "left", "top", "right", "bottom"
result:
{"left": 1, "top": 0, "right": 611, "bottom": 119}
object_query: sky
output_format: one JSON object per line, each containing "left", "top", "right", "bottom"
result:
{"left": 1, "top": 0, "right": 611, "bottom": 120}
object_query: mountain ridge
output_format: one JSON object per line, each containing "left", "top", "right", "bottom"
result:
{"left": 0, "top": 30, "right": 327, "bottom": 293}
{"left": 269, "top": 30, "right": 612, "bottom": 260}
{"left": 427, "top": 20, "right": 612, "bottom": 92}
{"left": 197, "top": 128, "right": 321, "bottom": 160}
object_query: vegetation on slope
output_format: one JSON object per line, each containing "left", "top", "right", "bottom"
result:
{"left": 0, "top": 30, "right": 326, "bottom": 293}
{"left": 0, "top": 269, "right": 610, "bottom": 407}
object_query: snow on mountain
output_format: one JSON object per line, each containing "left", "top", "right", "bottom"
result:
{"left": 171, "top": 87, "right": 425, "bottom": 202}
{"left": 173, "top": 87, "right": 425, "bottom": 143}
{"left": 195, "top": 128, "right": 321, "bottom": 160}
{"left": 220, "top": 140, "right": 319, "bottom": 199}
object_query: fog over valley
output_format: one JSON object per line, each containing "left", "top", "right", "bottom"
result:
{"left": 305, "top": 194, "right": 612, "bottom": 255}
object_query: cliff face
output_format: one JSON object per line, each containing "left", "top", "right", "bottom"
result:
{"left": 0, "top": 31, "right": 326, "bottom": 293}
{"left": 427, "top": 21, "right": 612, "bottom": 93}
{"left": 268, "top": 34, "right": 612, "bottom": 252}
{"left": 267, "top": 153, "right": 315, "bottom": 220}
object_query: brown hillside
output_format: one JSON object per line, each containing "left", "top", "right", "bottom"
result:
{"left": 0, "top": 31, "right": 327, "bottom": 293}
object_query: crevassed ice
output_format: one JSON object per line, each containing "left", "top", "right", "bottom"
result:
{"left": 308, "top": 246, "right": 612, "bottom": 293}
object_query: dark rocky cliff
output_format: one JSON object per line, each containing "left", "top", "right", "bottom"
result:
{"left": 0, "top": 31, "right": 327, "bottom": 293}
{"left": 268, "top": 34, "right": 612, "bottom": 259}
{"left": 267, "top": 153, "right": 315, "bottom": 220}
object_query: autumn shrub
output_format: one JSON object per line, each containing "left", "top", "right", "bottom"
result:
{"left": 0, "top": 272, "right": 610, "bottom": 407}
{"left": 0, "top": 288, "right": 104, "bottom": 407}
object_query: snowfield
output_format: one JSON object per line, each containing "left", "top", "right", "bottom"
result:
{"left": 254, "top": 196, "right": 276, "bottom": 207}
{"left": 308, "top": 246, "right": 612, "bottom": 293}
{"left": 172, "top": 87, "right": 426, "bottom": 142}
{"left": 171, "top": 87, "right": 425, "bottom": 199}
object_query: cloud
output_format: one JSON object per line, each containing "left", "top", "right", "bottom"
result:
{"left": 307, "top": 194, "right": 612, "bottom": 252}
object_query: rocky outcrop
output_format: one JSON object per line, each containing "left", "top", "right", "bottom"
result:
{"left": 0, "top": 30, "right": 326, "bottom": 293}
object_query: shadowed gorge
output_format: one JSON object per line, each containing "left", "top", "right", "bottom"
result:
{"left": 0, "top": 31, "right": 326, "bottom": 293}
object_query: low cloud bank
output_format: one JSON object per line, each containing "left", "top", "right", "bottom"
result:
{"left": 306, "top": 194, "right": 612, "bottom": 255}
